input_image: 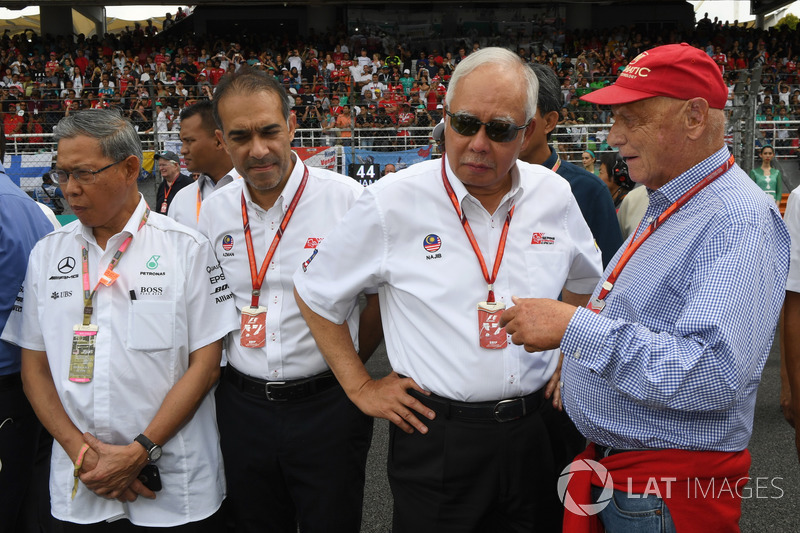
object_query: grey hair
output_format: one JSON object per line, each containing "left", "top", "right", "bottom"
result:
{"left": 445, "top": 47, "right": 538, "bottom": 122}
{"left": 53, "top": 108, "right": 142, "bottom": 164}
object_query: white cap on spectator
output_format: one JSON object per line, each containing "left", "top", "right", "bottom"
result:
{"left": 404, "top": 69, "right": 410, "bottom": 74}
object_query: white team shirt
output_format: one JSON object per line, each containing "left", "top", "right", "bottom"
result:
{"left": 1, "top": 196, "right": 239, "bottom": 527}
{"left": 294, "top": 157, "right": 602, "bottom": 402}
{"left": 167, "top": 168, "right": 240, "bottom": 229}
{"left": 197, "top": 156, "right": 364, "bottom": 381}
{"left": 786, "top": 186, "right": 800, "bottom": 293}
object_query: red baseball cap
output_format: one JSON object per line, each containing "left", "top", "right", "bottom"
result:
{"left": 581, "top": 43, "right": 728, "bottom": 109}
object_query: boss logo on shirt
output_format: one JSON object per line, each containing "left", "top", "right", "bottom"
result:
{"left": 139, "top": 287, "right": 164, "bottom": 296}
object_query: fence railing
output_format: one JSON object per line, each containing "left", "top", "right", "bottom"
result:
{"left": 7, "top": 121, "right": 800, "bottom": 181}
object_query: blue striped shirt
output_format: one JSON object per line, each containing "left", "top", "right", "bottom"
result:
{"left": 561, "top": 147, "right": 790, "bottom": 451}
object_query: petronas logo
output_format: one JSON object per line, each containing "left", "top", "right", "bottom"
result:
{"left": 146, "top": 255, "right": 161, "bottom": 270}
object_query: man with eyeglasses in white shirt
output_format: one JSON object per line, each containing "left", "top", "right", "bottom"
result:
{"left": 294, "top": 47, "right": 602, "bottom": 532}
{"left": 1, "top": 108, "right": 238, "bottom": 532}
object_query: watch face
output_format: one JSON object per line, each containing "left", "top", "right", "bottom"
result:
{"left": 150, "top": 445, "right": 163, "bottom": 462}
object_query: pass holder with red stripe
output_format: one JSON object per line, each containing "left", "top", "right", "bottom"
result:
{"left": 587, "top": 155, "right": 735, "bottom": 314}
{"left": 239, "top": 167, "right": 309, "bottom": 348}
{"left": 441, "top": 158, "right": 514, "bottom": 350}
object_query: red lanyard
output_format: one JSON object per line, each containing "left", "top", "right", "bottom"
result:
{"left": 161, "top": 180, "right": 178, "bottom": 210}
{"left": 440, "top": 158, "right": 514, "bottom": 303}
{"left": 81, "top": 207, "right": 150, "bottom": 325}
{"left": 241, "top": 166, "right": 309, "bottom": 308}
{"left": 590, "top": 154, "right": 735, "bottom": 312}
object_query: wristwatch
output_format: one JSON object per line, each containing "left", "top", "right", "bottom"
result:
{"left": 134, "top": 433, "right": 162, "bottom": 463}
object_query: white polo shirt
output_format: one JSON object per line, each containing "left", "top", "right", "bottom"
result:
{"left": 1, "top": 196, "right": 239, "bottom": 527}
{"left": 294, "top": 157, "right": 603, "bottom": 402}
{"left": 168, "top": 168, "right": 240, "bottom": 230}
{"left": 786, "top": 185, "right": 800, "bottom": 293}
{"left": 198, "top": 156, "right": 364, "bottom": 381}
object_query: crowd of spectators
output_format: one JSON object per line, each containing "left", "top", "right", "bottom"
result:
{"left": 3, "top": 9, "right": 800, "bottom": 154}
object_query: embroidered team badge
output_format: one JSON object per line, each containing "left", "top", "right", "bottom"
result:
{"left": 531, "top": 233, "right": 556, "bottom": 245}
{"left": 305, "top": 237, "right": 323, "bottom": 249}
{"left": 423, "top": 234, "right": 442, "bottom": 253}
{"left": 222, "top": 235, "right": 234, "bottom": 251}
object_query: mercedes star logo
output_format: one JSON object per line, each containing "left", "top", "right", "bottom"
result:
{"left": 58, "top": 256, "right": 76, "bottom": 274}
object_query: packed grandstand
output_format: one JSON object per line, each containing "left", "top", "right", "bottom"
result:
{"left": 1, "top": 9, "right": 798, "bottom": 164}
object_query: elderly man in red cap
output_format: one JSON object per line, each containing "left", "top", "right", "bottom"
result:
{"left": 501, "top": 43, "right": 790, "bottom": 532}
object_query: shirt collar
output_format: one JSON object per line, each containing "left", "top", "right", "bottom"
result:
{"left": 77, "top": 194, "right": 148, "bottom": 248}
{"left": 653, "top": 147, "right": 732, "bottom": 206}
{"left": 542, "top": 146, "right": 559, "bottom": 169}
{"left": 442, "top": 154, "right": 523, "bottom": 211}
{"left": 242, "top": 153, "right": 302, "bottom": 214}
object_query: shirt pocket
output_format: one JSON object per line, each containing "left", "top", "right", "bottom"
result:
{"left": 127, "top": 300, "right": 176, "bottom": 352}
{"left": 523, "top": 250, "right": 568, "bottom": 299}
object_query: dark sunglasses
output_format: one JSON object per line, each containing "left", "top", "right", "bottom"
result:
{"left": 445, "top": 110, "right": 530, "bottom": 143}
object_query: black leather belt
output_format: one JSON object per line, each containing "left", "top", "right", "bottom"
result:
{"left": 595, "top": 444, "right": 655, "bottom": 460}
{"left": 409, "top": 388, "right": 545, "bottom": 423}
{"left": 0, "top": 372, "right": 22, "bottom": 392}
{"left": 223, "top": 365, "right": 338, "bottom": 401}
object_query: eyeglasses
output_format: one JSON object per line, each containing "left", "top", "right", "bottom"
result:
{"left": 50, "top": 159, "right": 124, "bottom": 186}
{"left": 445, "top": 110, "right": 530, "bottom": 143}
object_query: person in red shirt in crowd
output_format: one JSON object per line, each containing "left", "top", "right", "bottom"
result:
{"left": 154, "top": 47, "right": 167, "bottom": 65}
{"left": 208, "top": 59, "right": 225, "bottom": 85}
{"left": 45, "top": 52, "right": 59, "bottom": 72}
{"left": 73, "top": 49, "right": 88, "bottom": 76}
{"left": 329, "top": 95, "right": 343, "bottom": 116}
{"left": 4, "top": 103, "right": 25, "bottom": 142}
{"left": 340, "top": 52, "right": 354, "bottom": 69}
{"left": 332, "top": 44, "right": 344, "bottom": 65}
{"left": 712, "top": 46, "right": 728, "bottom": 74}
{"left": 396, "top": 102, "right": 415, "bottom": 137}
{"left": 377, "top": 90, "right": 398, "bottom": 119}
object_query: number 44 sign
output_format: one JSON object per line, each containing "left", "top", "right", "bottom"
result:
{"left": 348, "top": 163, "right": 381, "bottom": 186}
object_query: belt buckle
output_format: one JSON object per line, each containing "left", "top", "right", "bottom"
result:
{"left": 265, "top": 381, "right": 287, "bottom": 401}
{"left": 493, "top": 398, "right": 524, "bottom": 422}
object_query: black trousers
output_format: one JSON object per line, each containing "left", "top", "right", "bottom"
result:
{"left": 0, "top": 373, "right": 54, "bottom": 533}
{"left": 215, "top": 374, "right": 374, "bottom": 533}
{"left": 389, "top": 396, "right": 583, "bottom": 533}
{"left": 57, "top": 508, "right": 224, "bottom": 532}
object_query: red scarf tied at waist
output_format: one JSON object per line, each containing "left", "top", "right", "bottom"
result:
{"left": 562, "top": 442, "right": 751, "bottom": 533}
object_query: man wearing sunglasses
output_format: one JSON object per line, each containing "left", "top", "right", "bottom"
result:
{"left": 295, "top": 47, "right": 602, "bottom": 531}
{"left": 2, "top": 109, "right": 239, "bottom": 531}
